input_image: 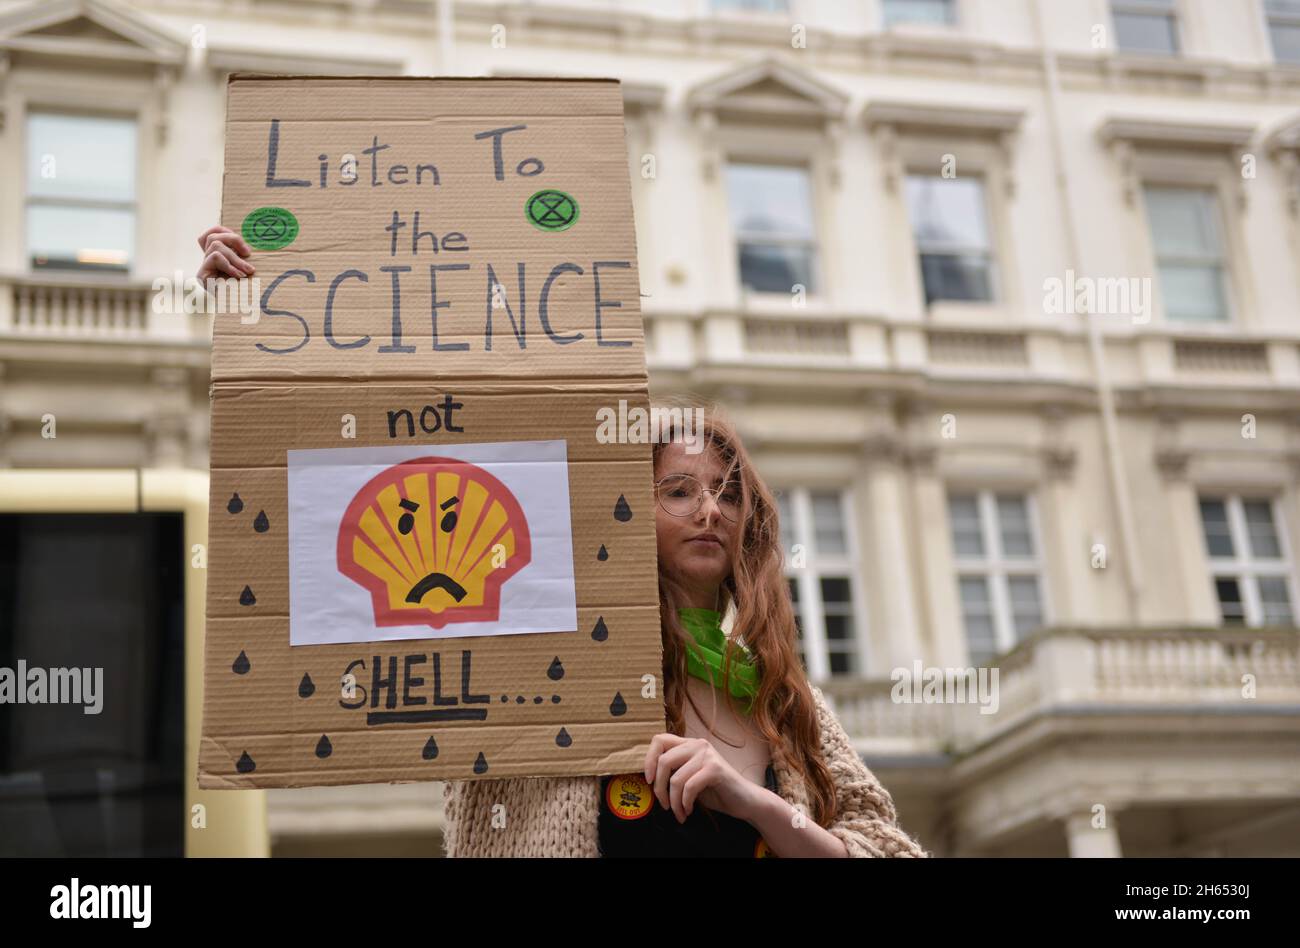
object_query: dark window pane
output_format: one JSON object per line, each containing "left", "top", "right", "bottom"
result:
{"left": 1114, "top": 12, "right": 1179, "bottom": 54}
{"left": 0, "top": 513, "right": 185, "bottom": 857}
{"left": 829, "top": 651, "right": 852, "bottom": 676}
{"left": 737, "top": 242, "right": 816, "bottom": 294}
{"left": 820, "top": 576, "right": 851, "bottom": 604}
{"left": 824, "top": 613, "right": 851, "bottom": 641}
{"left": 1198, "top": 499, "right": 1234, "bottom": 558}
{"left": 918, "top": 253, "right": 994, "bottom": 304}
{"left": 1214, "top": 577, "right": 1245, "bottom": 625}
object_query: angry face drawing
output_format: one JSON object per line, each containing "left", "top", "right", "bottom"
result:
{"left": 337, "top": 457, "right": 532, "bottom": 629}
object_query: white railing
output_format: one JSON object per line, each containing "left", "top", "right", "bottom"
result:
{"left": 820, "top": 627, "right": 1300, "bottom": 756}
{"left": 0, "top": 274, "right": 155, "bottom": 338}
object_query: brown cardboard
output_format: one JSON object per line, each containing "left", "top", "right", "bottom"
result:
{"left": 198, "top": 77, "right": 663, "bottom": 789}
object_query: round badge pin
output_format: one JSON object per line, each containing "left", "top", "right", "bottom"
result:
{"left": 525, "top": 189, "right": 579, "bottom": 233}
{"left": 241, "top": 206, "right": 299, "bottom": 250}
{"left": 605, "top": 773, "right": 653, "bottom": 820}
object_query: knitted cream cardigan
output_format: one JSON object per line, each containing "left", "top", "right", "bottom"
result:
{"left": 442, "top": 684, "right": 930, "bottom": 858}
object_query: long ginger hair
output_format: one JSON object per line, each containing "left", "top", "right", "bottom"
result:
{"left": 652, "top": 398, "right": 838, "bottom": 827}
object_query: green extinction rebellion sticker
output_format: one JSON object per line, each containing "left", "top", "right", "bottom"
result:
{"left": 525, "top": 189, "right": 579, "bottom": 232}
{"left": 241, "top": 206, "right": 299, "bottom": 250}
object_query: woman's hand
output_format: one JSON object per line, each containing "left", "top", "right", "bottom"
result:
{"left": 644, "top": 733, "right": 767, "bottom": 825}
{"left": 197, "top": 225, "right": 255, "bottom": 283}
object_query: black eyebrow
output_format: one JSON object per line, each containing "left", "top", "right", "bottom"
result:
{"left": 399, "top": 498, "right": 420, "bottom": 512}
{"left": 440, "top": 496, "right": 459, "bottom": 510}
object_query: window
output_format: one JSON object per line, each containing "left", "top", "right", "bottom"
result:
{"left": 725, "top": 163, "right": 819, "bottom": 295}
{"left": 712, "top": 0, "right": 789, "bottom": 12}
{"left": 883, "top": 0, "right": 956, "bottom": 27}
{"left": 1198, "top": 496, "right": 1296, "bottom": 626}
{"left": 776, "top": 488, "right": 863, "bottom": 677}
{"left": 1143, "top": 185, "right": 1230, "bottom": 322}
{"left": 948, "top": 491, "right": 1045, "bottom": 665}
{"left": 1266, "top": 0, "right": 1300, "bottom": 63}
{"left": 26, "top": 112, "right": 137, "bottom": 272}
{"left": 0, "top": 513, "right": 184, "bottom": 856}
{"left": 1111, "top": 0, "right": 1180, "bottom": 55}
{"left": 905, "top": 175, "right": 996, "bottom": 305}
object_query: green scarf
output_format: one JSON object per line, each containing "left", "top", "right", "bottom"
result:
{"left": 678, "top": 607, "right": 759, "bottom": 714}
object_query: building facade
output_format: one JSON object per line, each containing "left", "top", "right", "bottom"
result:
{"left": 1, "top": 0, "right": 1298, "bottom": 857}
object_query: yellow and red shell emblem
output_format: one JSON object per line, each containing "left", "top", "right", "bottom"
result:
{"left": 336, "top": 457, "right": 531, "bottom": 629}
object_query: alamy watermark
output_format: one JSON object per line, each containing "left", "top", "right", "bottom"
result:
{"left": 1043, "top": 269, "right": 1151, "bottom": 324}
{"left": 595, "top": 401, "right": 705, "bottom": 454}
{"left": 890, "top": 660, "right": 999, "bottom": 715}
{"left": 151, "top": 270, "right": 259, "bottom": 320}
{"left": 0, "top": 661, "right": 103, "bottom": 714}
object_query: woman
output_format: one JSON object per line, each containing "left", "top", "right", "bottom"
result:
{"left": 197, "top": 226, "right": 929, "bottom": 858}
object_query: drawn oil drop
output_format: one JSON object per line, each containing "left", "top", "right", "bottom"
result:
{"left": 547, "top": 657, "right": 565, "bottom": 681}
{"left": 597, "top": 544, "right": 609, "bottom": 561}
{"left": 422, "top": 737, "right": 439, "bottom": 760}
{"left": 556, "top": 727, "right": 572, "bottom": 748}
{"left": 232, "top": 650, "right": 250, "bottom": 675}
{"left": 227, "top": 493, "right": 244, "bottom": 515}
{"left": 473, "top": 752, "right": 489, "bottom": 775}
{"left": 315, "top": 735, "right": 332, "bottom": 759}
{"left": 591, "top": 616, "right": 608, "bottom": 642}
{"left": 613, "top": 495, "right": 632, "bottom": 522}
{"left": 236, "top": 751, "right": 256, "bottom": 774}
{"left": 239, "top": 586, "right": 256, "bottom": 606}
{"left": 609, "top": 692, "right": 628, "bottom": 716}
{"left": 298, "top": 673, "right": 315, "bottom": 698}
{"left": 253, "top": 510, "right": 269, "bottom": 533}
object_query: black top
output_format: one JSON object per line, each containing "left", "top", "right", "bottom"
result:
{"left": 597, "top": 764, "right": 779, "bottom": 858}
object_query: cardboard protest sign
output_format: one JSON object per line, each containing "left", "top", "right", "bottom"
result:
{"left": 198, "top": 76, "right": 663, "bottom": 789}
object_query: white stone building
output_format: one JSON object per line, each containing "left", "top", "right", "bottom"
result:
{"left": 0, "top": 0, "right": 1297, "bottom": 857}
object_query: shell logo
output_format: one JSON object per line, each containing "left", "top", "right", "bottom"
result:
{"left": 336, "top": 457, "right": 532, "bottom": 629}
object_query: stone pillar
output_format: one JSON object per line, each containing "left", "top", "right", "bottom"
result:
{"left": 856, "top": 431, "right": 924, "bottom": 672}
{"left": 1155, "top": 415, "right": 1218, "bottom": 625}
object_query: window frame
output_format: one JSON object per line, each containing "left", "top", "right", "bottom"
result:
{"left": 903, "top": 171, "right": 1000, "bottom": 307}
{"left": 947, "top": 488, "right": 1050, "bottom": 664}
{"left": 724, "top": 158, "right": 823, "bottom": 300}
{"left": 23, "top": 108, "right": 140, "bottom": 274}
{"left": 1264, "top": 0, "right": 1300, "bottom": 64}
{"left": 1139, "top": 182, "right": 1235, "bottom": 325}
{"left": 881, "top": 0, "right": 959, "bottom": 29}
{"left": 776, "top": 485, "right": 869, "bottom": 680}
{"left": 1110, "top": 0, "right": 1183, "bottom": 56}
{"left": 1198, "top": 494, "right": 1299, "bottom": 628}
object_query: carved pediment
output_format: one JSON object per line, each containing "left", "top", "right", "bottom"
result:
{"left": 0, "top": 0, "right": 184, "bottom": 66}
{"left": 687, "top": 58, "right": 848, "bottom": 125}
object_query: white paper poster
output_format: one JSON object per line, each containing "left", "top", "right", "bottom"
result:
{"left": 287, "top": 440, "right": 577, "bottom": 646}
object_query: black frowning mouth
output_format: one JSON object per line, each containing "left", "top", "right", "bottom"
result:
{"left": 406, "top": 572, "right": 468, "bottom": 604}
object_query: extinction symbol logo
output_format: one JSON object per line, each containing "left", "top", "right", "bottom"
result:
{"left": 525, "top": 189, "right": 579, "bottom": 232}
{"left": 241, "top": 206, "right": 300, "bottom": 250}
{"left": 336, "top": 457, "right": 532, "bottom": 630}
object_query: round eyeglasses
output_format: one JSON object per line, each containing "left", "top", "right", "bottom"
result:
{"left": 654, "top": 473, "right": 742, "bottom": 523}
